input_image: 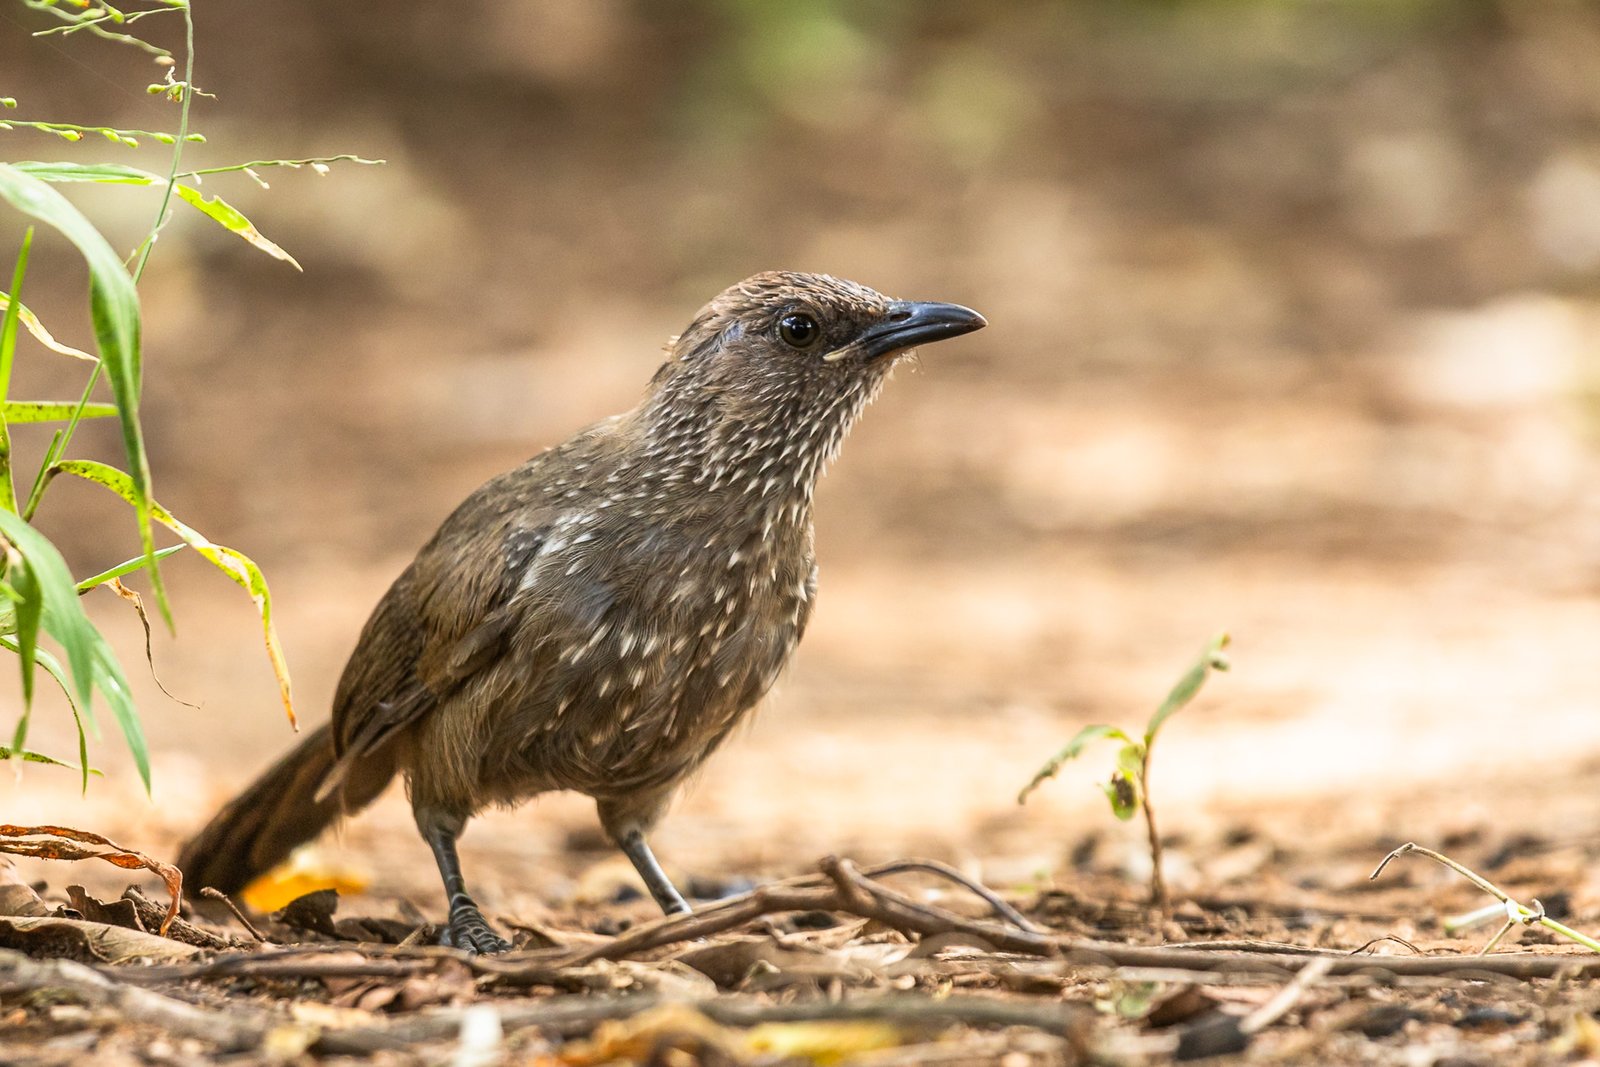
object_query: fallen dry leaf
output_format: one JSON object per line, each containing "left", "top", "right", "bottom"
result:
{"left": 64, "top": 885, "right": 144, "bottom": 932}
{"left": 0, "top": 916, "right": 201, "bottom": 962}
{"left": 743, "top": 1020, "right": 905, "bottom": 1064}
{"left": 0, "top": 825, "right": 182, "bottom": 935}
{"left": 547, "top": 1002, "right": 909, "bottom": 1067}
{"left": 549, "top": 1003, "right": 741, "bottom": 1066}
{"left": 675, "top": 935, "right": 875, "bottom": 989}
{"left": 290, "top": 999, "right": 383, "bottom": 1030}
{"left": 241, "top": 850, "right": 370, "bottom": 913}
{"left": 0, "top": 884, "right": 47, "bottom": 918}
{"left": 0, "top": 858, "right": 47, "bottom": 918}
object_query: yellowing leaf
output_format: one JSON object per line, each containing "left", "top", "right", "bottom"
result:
{"left": 0, "top": 293, "right": 94, "bottom": 360}
{"left": 172, "top": 185, "right": 302, "bottom": 270}
{"left": 54, "top": 459, "right": 296, "bottom": 728}
{"left": 745, "top": 1021, "right": 904, "bottom": 1063}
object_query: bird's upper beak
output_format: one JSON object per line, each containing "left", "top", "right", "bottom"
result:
{"left": 857, "top": 300, "right": 987, "bottom": 361}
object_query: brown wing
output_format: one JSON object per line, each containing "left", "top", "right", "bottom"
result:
{"left": 319, "top": 452, "right": 572, "bottom": 794}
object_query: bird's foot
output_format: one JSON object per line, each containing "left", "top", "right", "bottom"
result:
{"left": 442, "top": 906, "right": 511, "bottom": 955}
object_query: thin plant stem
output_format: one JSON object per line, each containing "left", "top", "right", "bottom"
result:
{"left": 177, "top": 154, "right": 382, "bottom": 179}
{"left": 1141, "top": 745, "right": 1166, "bottom": 911}
{"left": 32, "top": 2, "right": 194, "bottom": 520}
{"left": 132, "top": 0, "right": 196, "bottom": 286}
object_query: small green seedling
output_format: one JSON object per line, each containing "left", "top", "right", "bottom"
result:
{"left": 1018, "top": 633, "right": 1231, "bottom": 909}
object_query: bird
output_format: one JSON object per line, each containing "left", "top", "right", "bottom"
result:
{"left": 177, "top": 271, "right": 986, "bottom": 953}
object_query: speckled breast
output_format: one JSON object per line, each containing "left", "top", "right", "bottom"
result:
{"left": 490, "top": 510, "right": 817, "bottom": 800}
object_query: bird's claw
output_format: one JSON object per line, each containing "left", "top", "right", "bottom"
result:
{"left": 442, "top": 909, "right": 511, "bottom": 955}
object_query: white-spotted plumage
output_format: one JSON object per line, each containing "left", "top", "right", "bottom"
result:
{"left": 331, "top": 271, "right": 973, "bottom": 858}
{"left": 176, "top": 271, "right": 982, "bottom": 955}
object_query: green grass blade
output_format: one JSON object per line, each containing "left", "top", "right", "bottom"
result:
{"left": 0, "top": 510, "right": 92, "bottom": 708}
{"left": 1, "top": 746, "right": 70, "bottom": 766}
{"left": 0, "top": 163, "right": 167, "bottom": 629}
{"left": 0, "top": 510, "right": 142, "bottom": 786}
{"left": 1, "top": 401, "right": 118, "bottom": 422}
{"left": 0, "top": 634, "right": 99, "bottom": 791}
{"left": 75, "top": 544, "right": 185, "bottom": 593}
{"left": 21, "top": 428, "right": 63, "bottom": 522}
{"left": 1017, "top": 723, "right": 1134, "bottom": 805}
{"left": 0, "top": 210, "right": 20, "bottom": 730}
{"left": 74, "top": 686, "right": 89, "bottom": 790}
{"left": 10, "top": 554, "right": 41, "bottom": 718}
{"left": 10, "top": 162, "right": 160, "bottom": 185}
{"left": 1144, "top": 633, "right": 1232, "bottom": 746}
{"left": 57, "top": 459, "right": 297, "bottom": 727}
{"left": 0, "top": 229, "right": 27, "bottom": 514}
{"left": 2, "top": 573, "right": 31, "bottom": 752}
{"left": 171, "top": 185, "right": 302, "bottom": 270}
{"left": 0, "top": 745, "right": 97, "bottom": 774}
{"left": 93, "top": 645, "right": 147, "bottom": 788}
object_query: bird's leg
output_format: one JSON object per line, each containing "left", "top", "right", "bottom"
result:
{"left": 416, "top": 810, "right": 510, "bottom": 954}
{"left": 598, "top": 794, "right": 691, "bottom": 915}
{"left": 618, "top": 828, "right": 691, "bottom": 915}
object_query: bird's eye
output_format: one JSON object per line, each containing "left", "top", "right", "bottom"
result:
{"left": 778, "top": 311, "right": 820, "bottom": 349}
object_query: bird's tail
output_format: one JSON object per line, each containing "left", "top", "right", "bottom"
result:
{"left": 176, "top": 722, "right": 397, "bottom": 897}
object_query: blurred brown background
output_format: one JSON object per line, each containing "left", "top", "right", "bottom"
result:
{"left": 6, "top": 1, "right": 1600, "bottom": 913}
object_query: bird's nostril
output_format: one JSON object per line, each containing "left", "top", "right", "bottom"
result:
{"left": 887, "top": 308, "right": 913, "bottom": 323}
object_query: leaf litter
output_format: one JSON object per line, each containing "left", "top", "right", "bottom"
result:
{"left": 6, "top": 826, "right": 1600, "bottom": 1065}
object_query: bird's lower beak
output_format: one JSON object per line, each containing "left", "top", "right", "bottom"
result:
{"left": 858, "top": 300, "right": 988, "bottom": 361}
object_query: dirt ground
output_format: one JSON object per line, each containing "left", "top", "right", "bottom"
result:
{"left": 8, "top": 2, "right": 1600, "bottom": 1063}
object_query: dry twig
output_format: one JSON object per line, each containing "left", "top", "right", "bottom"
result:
{"left": 1240, "top": 957, "right": 1335, "bottom": 1035}
{"left": 0, "top": 948, "right": 263, "bottom": 1051}
{"left": 547, "top": 855, "right": 1600, "bottom": 982}
{"left": 200, "top": 885, "right": 268, "bottom": 942}
{"left": 1372, "top": 842, "right": 1600, "bottom": 954}
{"left": 860, "top": 858, "right": 1044, "bottom": 934}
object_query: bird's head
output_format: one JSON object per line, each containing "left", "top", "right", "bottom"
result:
{"left": 662, "top": 271, "right": 984, "bottom": 382}
{"left": 642, "top": 272, "right": 985, "bottom": 457}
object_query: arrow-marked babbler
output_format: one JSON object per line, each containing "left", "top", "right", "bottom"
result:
{"left": 178, "top": 272, "right": 986, "bottom": 953}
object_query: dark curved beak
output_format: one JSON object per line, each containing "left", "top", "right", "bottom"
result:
{"left": 859, "top": 300, "right": 987, "bottom": 360}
